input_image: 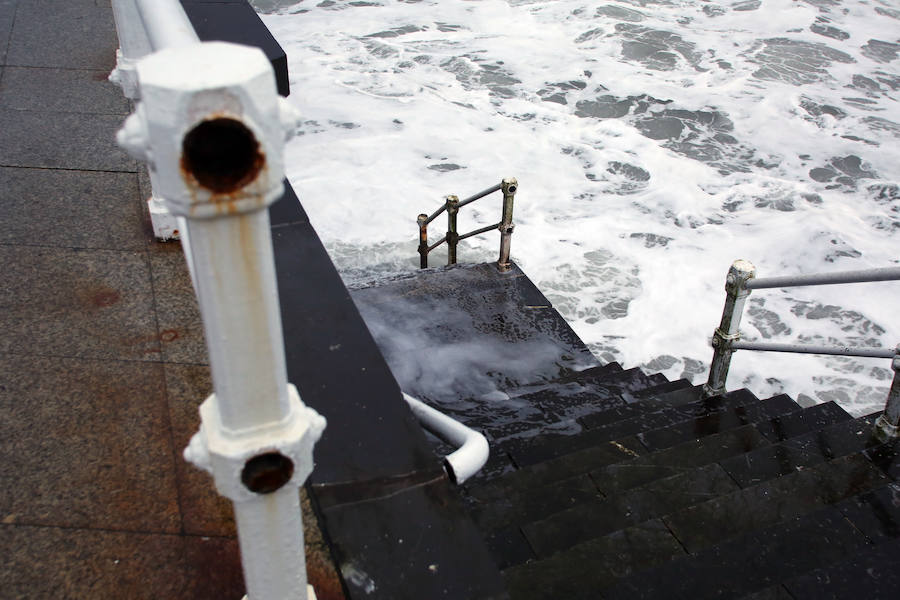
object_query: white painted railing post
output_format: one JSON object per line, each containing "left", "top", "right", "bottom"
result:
{"left": 110, "top": 0, "right": 199, "bottom": 241}
{"left": 116, "top": 36, "right": 323, "bottom": 600}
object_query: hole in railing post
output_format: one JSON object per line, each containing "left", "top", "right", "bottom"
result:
{"left": 241, "top": 452, "right": 295, "bottom": 494}
{"left": 181, "top": 117, "right": 264, "bottom": 193}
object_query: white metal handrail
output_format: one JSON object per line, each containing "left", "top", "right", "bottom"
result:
{"left": 403, "top": 393, "right": 490, "bottom": 485}
{"left": 110, "top": 0, "right": 200, "bottom": 241}
{"left": 702, "top": 259, "right": 900, "bottom": 441}
{"left": 111, "top": 3, "right": 322, "bottom": 599}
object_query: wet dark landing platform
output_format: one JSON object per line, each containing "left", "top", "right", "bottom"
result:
{"left": 347, "top": 262, "right": 900, "bottom": 600}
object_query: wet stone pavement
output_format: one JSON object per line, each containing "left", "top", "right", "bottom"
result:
{"left": 0, "top": 1, "right": 244, "bottom": 597}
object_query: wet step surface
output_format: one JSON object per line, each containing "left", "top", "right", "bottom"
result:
{"left": 502, "top": 519, "right": 685, "bottom": 600}
{"left": 719, "top": 410, "right": 874, "bottom": 487}
{"left": 663, "top": 451, "right": 890, "bottom": 552}
{"left": 508, "top": 388, "right": 781, "bottom": 467}
{"left": 603, "top": 505, "right": 870, "bottom": 600}
{"left": 784, "top": 535, "right": 900, "bottom": 599}
{"left": 522, "top": 462, "right": 740, "bottom": 558}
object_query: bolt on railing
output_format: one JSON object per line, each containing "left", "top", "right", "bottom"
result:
{"left": 703, "top": 260, "right": 900, "bottom": 440}
{"left": 111, "top": 2, "right": 323, "bottom": 599}
{"left": 417, "top": 177, "right": 518, "bottom": 272}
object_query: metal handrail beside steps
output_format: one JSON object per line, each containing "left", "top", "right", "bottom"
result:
{"left": 703, "top": 260, "right": 900, "bottom": 442}
{"left": 417, "top": 177, "right": 518, "bottom": 271}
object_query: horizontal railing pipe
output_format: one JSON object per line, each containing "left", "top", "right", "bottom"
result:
{"left": 428, "top": 236, "right": 447, "bottom": 252}
{"left": 732, "top": 340, "right": 895, "bottom": 359}
{"left": 135, "top": 0, "right": 199, "bottom": 51}
{"left": 402, "top": 393, "right": 489, "bottom": 485}
{"left": 746, "top": 267, "right": 900, "bottom": 290}
{"left": 423, "top": 204, "right": 447, "bottom": 226}
{"left": 458, "top": 182, "right": 502, "bottom": 209}
{"left": 458, "top": 222, "right": 501, "bottom": 243}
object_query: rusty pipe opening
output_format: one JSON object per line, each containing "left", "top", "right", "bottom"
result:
{"left": 181, "top": 117, "right": 264, "bottom": 193}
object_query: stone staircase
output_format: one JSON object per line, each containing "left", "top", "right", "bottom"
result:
{"left": 449, "top": 365, "right": 899, "bottom": 599}
{"left": 350, "top": 262, "right": 899, "bottom": 599}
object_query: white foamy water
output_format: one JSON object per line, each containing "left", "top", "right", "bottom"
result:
{"left": 258, "top": 0, "right": 899, "bottom": 415}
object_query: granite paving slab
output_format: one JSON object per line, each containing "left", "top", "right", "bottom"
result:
{"left": 0, "top": 66, "right": 130, "bottom": 114}
{"left": 0, "top": 354, "right": 180, "bottom": 533}
{"left": 5, "top": 0, "right": 117, "bottom": 70}
{"left": 0, "top": 166, "right": 145, "bottom": 250}
{"left": 0, "top": 1, "right": 15, "bottom": 66}
{"left": 0, "top": 245, "right": 161, "bottom": 360}
{"left": 0, "top": 525, "right": 243, "bottom": 599}
{"left": 148, "top": 250, "right": 208, "bottom": 365}
{"left": 163, "top": 363, "right": 234, "bottom": 537}
{"left": 0, "top": 109, "right": 136, "bottom": 171}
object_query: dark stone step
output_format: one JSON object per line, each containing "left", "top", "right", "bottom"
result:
{"left": 737, "top": 586, "right": 794, "bottom": 600}
{"left": 864, "top": 436, "right": 900, "bottom": 481}
{"left": 467, "top": 472, "right": 601, "bottom": 533}
{"left": 482, "top": 526, "right": 536, "bottom": 570}
{"left": 663, "top": 452, "right": 891, "bottom": 553}
{"left": 783, "top": 535, "right": 900, "bottom": 599}
{"left": 506, "top": 361, "right": 626, "bottom": 397}
{"left": 785, "top": 411, "right": 881, "bottom": 456}
{"left": 836, "top": 481, "right": 900, "bottom": 544}
{"left": 521, "top": 463, "right": 740, "bottom": 558}
{"left": 637, "top": 394, "right": 800, "bottom": 451}
{"left": 429, "top": 367, "right": 657, "bottom": 449}
{"left": 603, "top": 504, "right": 869, "bottom": 600}
{"left": 508, "top": 389, "right": 764, "bottom": 468}
{"left": 591, "top": 424, "right": 770, "bottom": 496}
{"left": 545, "top": 362, "right": 627, "bottom": 386}
{"left": 720, "top": 411, "right": 879, "bottom": 488}
{"left": 621, "top": 377, "right": 693, "bottom": 404}
{"left": 474, "top": 420, "right": 776, "bottom": 540}
{"left": 579, "top": 385, "right": 703, "bottom": 430}
{"left": 756, "top": 399, "right": 853, "bottom": 442}
{"left": 501, "top": 519, "right": 685, "bottom": 600}
{"left": 465, "top": 437, "right": 645, "bottom": 503}
{"left": 527, "top": 368, "right": 662, "bottom": 423}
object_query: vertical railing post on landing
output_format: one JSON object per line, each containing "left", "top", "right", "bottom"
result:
{"left": 417, "top": 213, "right": 429, "bottom": 269}
{"left": 874, "top": 347, "right": 900, "bottom": 441}
{"left": 497, "top": 177, "right": 517, "bottom": 272}
{"left": 116, "top": 40, "right": 323, "bottom": 600}
{"left": 703, "top": 260, "right": 756, "bottom": 398}
{"left": 446, "top": 195, "right": 460, "bottom": 266}
{"left": 110, "top": 0, "right": 200, "bottom": 241}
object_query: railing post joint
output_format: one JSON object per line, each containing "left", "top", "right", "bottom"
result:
{"left": 874, "top": 346, "right": 900, "bottom": 441}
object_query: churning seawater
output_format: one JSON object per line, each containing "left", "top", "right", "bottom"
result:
{"left": 257, "top": 0, "right": 899, "bottom": 416}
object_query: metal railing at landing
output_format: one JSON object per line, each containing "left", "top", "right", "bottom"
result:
{"left": 417, "top": 177, "right": 518, "bottom": 272}
{"left": 703, "top": 260, "right": 900, "bottom": 441}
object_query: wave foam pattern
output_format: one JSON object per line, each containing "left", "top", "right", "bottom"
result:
{"left": 260, "top": 0, "right": 900, "bottom": 416}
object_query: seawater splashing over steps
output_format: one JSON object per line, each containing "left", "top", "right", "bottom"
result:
{"left": 261, "top": 0, "right": 900, "bottom": 416}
